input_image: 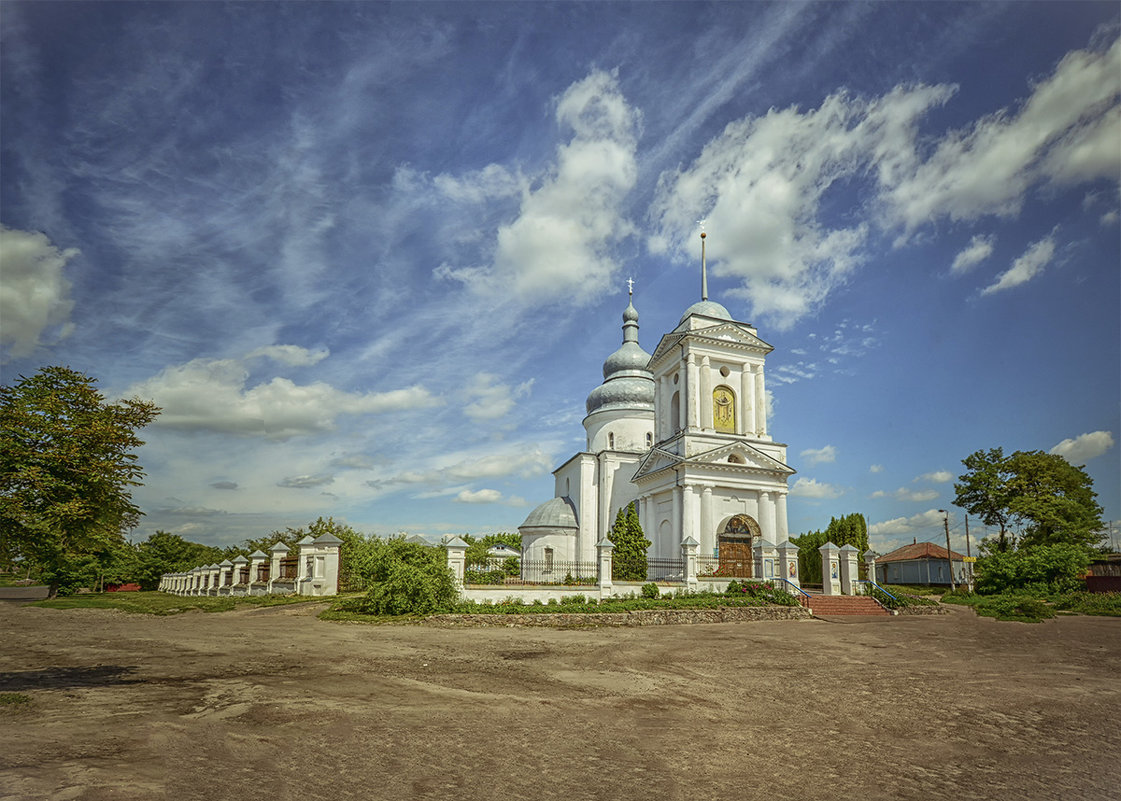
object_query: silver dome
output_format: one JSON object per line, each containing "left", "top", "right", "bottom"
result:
{"left": 586, "top": 297, "right": 654, "bottom": 416}
{"left": 519, "top": 496, "right": 578, "bottom": 529}
{"left": 678, "top": 299, "right": 733, "bottom": 325}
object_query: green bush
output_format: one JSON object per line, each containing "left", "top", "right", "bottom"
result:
{"left": 641, "top": 582, "right": 659, "bottom": 599}
{"left": 974, "top": 543, "right": 1091, "bottom": 594}
{"left": 366, "top": 562, "right": 457, "bottom": 616}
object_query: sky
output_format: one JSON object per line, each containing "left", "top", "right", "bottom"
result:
{"left": 2, "top": 1, "right": 1119, "bottom": 556}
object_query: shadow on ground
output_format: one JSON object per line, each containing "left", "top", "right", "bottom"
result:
{"left": 0, "top": 665, "right": 139, "bottom": 691}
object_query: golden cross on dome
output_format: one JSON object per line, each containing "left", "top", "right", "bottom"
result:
{"left": 626, "top": 277, "right": 634, "bottom": 296}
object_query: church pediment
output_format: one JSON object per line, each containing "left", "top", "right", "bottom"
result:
{"left": 631, "top": 447, "right": 683, "bottom": 481}
{"left": 649, "top": 324, "right": 773, "bottom": 366}
{"left": 685, "top": 441, "right": 795, "bottom": 475}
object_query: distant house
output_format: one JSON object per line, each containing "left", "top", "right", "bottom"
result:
{"left": 1086, "top": 554, "right": 1121, "bottom": 593}
{"left": 487, "top": 543, "right": 521, "bottom": 561}
{"left": 875, "top": 541, "right": 969, "bottom": 586}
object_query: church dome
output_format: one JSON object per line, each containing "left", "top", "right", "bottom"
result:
{"left": 586, "top": 297, "right": 654, "bottom": 416}
{"left": 678, "top": 299, "right": 732, "bottom": 325}
{"left": 519, "top": 496, "right": 578, "bottom": 530}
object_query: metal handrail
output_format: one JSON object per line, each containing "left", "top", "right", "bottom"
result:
{"left": 770, "top": 576, "right": 811, "bottom": 599}
{"left": 855, "top": 579, "right": 897, "bottom": 602}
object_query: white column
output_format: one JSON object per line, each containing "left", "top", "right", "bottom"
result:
{"left": 700, "top": 355, "right": 712, "bottom": 430}
{"left": 741, "top": 364, "right": 754, "bottom": 435}
{"left": 754, "top": 366, "right": 766, "bottom": 436}
{"left": 686, "top": 352, "right": 699, "bottom": 430}
{"left": 682, "top": 483, "right": 696, "bottom": 545}
{"left": 700, "top": 486, "right": 714, "bottom": 557}
{"left": 776, "top": 491, "right": 789, "bottom": 541}
{"left": 820, "top": 542, "right": 841, "bottom": 595}
{"left": 672, "top": 485, "right": 683, "bottom": 547}
{"left": 446, "top": 537, "right": 467, "bottom": 591}
{"left": 760, "top": 491, "right": 777, "bottom": 542}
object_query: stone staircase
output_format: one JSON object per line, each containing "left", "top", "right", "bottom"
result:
{"left": 803, "top": 594, "right": 891, "bottom": 617}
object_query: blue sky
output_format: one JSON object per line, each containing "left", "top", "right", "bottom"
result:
{"left": 2, "top": 1, "right": 1118, "bottom": 554}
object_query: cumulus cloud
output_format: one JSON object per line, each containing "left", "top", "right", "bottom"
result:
{"left": 884, "top": 38, "right": 1121, "bottom": 230}
{"left": 800, "top": 445, "right": 837, "bottom": 465}
{"left": 915, "top": 470, "right": 954, "bottom": 484}
{"left": 0, "top": 226, "right": 79, "bottom": 359}
{"left": 463, "top": 373, "right": 535, "bottom": 421}
{"left": 869, "top": 464, "right": 884, "bottom": 473}
{"left": 981, "top": 233, "right": 1057, "bottom": 295}
{"left": 951, "top": 234, "right": 995, "bottom": 275}
{"left": 650, "top": 84, "right": 954, "bottom": 328}
{"left": 1050, "top": 430, "right": 1115, "bottom": 463}
{"left": 872, "top": 487, "right": 940, "bottom": 502}
{"left": 437, "top": 69, "right": 639, "bottom": 306}
{"left": 789, "top": 477, "right": 843, "bottom": 499}
{"left": 367, "top": 445, "right": 553, "bottom": 493}
{"left": 125, "top": 352, "right": 437, "bottom": 438}
{"left": 868, "top": 509, "right": 945, "bottom": 537}
{"left": 454, "top": 488, "right": 504, "bottom": 504}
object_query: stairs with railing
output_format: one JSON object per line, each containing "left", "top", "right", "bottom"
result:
{"left": 803, "top": 594, "right": 892, "bottom": 616}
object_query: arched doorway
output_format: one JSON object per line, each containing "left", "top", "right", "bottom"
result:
{"left": 718, "top": 514, "right": 761, "bottom": 577}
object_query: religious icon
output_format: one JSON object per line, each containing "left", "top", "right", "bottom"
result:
{"left": 831, "top": 561, "right": 839, "bottom": 580}
{"left": 789, "top": 561, "right": 796, "bottom": 578}
{"left": 713, "top": 386, "right": 735, "bottom": 433}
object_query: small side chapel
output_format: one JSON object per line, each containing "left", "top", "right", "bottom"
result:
{"left": 519, "top": 234, "right": 796, "bottom": 576}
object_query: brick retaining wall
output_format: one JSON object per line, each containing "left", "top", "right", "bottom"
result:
{"left": 424, "top": 605, "right": 813, "bottom": 627}
{"left": 895, "top": 604, "right": 949, "bottom": 615}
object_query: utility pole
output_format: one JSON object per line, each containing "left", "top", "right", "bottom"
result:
{"left": 939, "top": 509, "right": 956, "bottom": 590}
{"left": 965, "top": 515, "right": 973, "bottom": 591}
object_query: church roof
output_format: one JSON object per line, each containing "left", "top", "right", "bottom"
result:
{"left": 678, "top": 299, "right": 733, "bottom": 325}
{"left": 632, "top": 440, "right": 795, "bottom": 483}
{"left": 586, "top": 295, "right": 654, "bottom": 416}
{"left": 519, "top": 496, "right": 578, "bottom": 530}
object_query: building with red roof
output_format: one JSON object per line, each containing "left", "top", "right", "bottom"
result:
{"left": 874, "top": 540, "right": 969, "bottom": 586}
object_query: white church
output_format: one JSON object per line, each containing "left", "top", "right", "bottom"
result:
{"left": 519, "top": 234, "right": 795, "bottom": 577}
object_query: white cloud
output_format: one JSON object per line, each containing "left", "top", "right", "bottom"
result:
{"left": 789, "top": 477, "right": 843, "bottom": 499}
{"left": 277, "top": 474, "right": 335, "bottom": 489}
{"left": 884, "top": 38, "right": 1121, "bottom": 230}
{"left": 454, "top": 488, "right": 503, "bottom": 504}
{"left": 1102, "top": 210, "right": 1120, "bottom": 226}
{"left": 125, "top": 353, "right": 438, "bottom": 438}
{"left": 0, "top": 226, "right": 78, "bottom": 359}
{"left": 800, "top": 445, "right": 837, "bottom": 465}
{"left": 437, "top": 70, "right": 639, "bottom": 306}
{"left": 247, "top": 345, "right": 330, "bottom": 367}
{"left": 463, "top": 373, "right": 535, "bottom": 421}
{"left": 1050, "top": 430, "right": 1115, "bottom": 463}
{"left": 367, "top": 444, "right": 554, "bottom": 493}
{"left": 872, "top": 487, "right": 940, "bottom": 502}
{"left": 951, "top": 234, "right": 995, "bottom": 275}
{"left": 981, "top": 233, "right": 1057, "bottom": 295}
{"left": 869, "top": 464, "right": 884, "bottom": 473}
{"left": 650, "top": 83, "right": 954, "bottom": 329}
{"left": 915, "top": 470, "right": 954, "bottom": 484}
{"left": 868, "top": 509, "right": 945, "bottom": 537}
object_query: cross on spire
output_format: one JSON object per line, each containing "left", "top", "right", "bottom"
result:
{"left": 626, "top": 277, "right": 634, "bottom": 297}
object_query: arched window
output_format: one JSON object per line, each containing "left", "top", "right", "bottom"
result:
{"left": 646, "top": 432, "right": 653, "bottom": 448}
{"left": 671, "top": 391, "right": 681, "bottom": 432}
{"left": 608, "top": 432, "right": 615, "bottom": 449}
{"left": 713, "top": 385, "right": 736, "bottom": 433}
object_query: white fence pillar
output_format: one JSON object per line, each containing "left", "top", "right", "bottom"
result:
{"left": 753, "top": 538, "right": 777, "bottom": 582}
{"left": 864, "top": 550, "right": 879, "bottom": 588}
{"left": 819, "top": 542, "right": 841, "bottom": 595}
{"left": 597, "top": 538, "right": 614, "bottom": 596}
{"left": 446, "top": 537, "right": 467, "bottom": 592}
{"left": 839, "top": 544, "right": 859, "bottom": 595}
{"left": 681, "top": 536, "right": 699, "bottom": 593}
{"left": 268, "top": 542, "right": 290, "bottom": 594}
{"left": 777, "top": 540, "right": 800, "bottom": 590}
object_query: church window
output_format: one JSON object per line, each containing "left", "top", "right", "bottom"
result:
{"left": 713, "top": 385, "right": 736, "bottom": 433}
{"left": 544, "top": 547, "right": 554, "bottom": 574}
{"left": 646, "top": 432, "right": 653, "bottom": 447}
{"left": 728, "top": 453, "right": 745, "bottom": 464}
{"left": 608, "top": 432, "right": 615, "bottom": 449}
{"left": 720, "top": 365, "right": 730, "bottom": 377}
{"left": 671, "top": 391, "right": 681, "bottom": 432}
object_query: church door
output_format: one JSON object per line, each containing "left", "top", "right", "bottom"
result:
{"left": 718, "top": 514, "right": 761, "bottom": 578}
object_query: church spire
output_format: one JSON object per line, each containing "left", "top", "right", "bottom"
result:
{"left": 700, "top": 231, "right": 708, "bottom": 301}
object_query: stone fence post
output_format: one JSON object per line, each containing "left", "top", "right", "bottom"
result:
{"left": 296, "top": 536, "right": 316, "bottom": 596}
{"left": 839, "top": 544, "right": 860, "bottom": 594}
{"left": 819, "top": 542, "right": 841, "bottom": 595}
{"left": 777, "top": 540, "right": 800, "bottom": 590}
{"left": 863, "top": 550, "right": 879, "bottom": 588}
{"left": 597, "top": 538, "right": 614, "bottom": 597}
{"left": 753, "top": 538, "right": 777, "bottom": 581}
{"left": 268, "top": 542, "right": 289, "bottom": 594}
{"left": 248, "top": 550, "right": 268, "bottom": 595}
{"left": 681, "top": 536, "right": 699, "bottom": 593}
{"left": 217, "top": 560, "right": 233, "bottom": 596}
{"left": 446, "top": 537, "right": 467, "bottom": 591}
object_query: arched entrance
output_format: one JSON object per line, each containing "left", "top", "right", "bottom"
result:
{"left": 717, "top": 514, "right": 761, "bottom": 578}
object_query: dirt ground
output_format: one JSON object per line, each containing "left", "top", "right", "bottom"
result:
{"left": 1, "top": 602, "right": 1118, "bottom": 801}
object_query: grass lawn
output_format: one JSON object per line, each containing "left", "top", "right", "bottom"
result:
{"left": 29, "top": 591, "right": 328, "bottom": 616}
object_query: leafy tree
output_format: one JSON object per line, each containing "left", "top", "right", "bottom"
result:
{"left": 610, "top": 501, "right": 650, "bottom": 581}
{"left": 463, "top": 532, "right": 521, "bottom": 567}
{"left": 133, "top": 531, "right": 225, "bottom": 590}
{"left": 954, "top": 448, "right": 1103, "bottom": 551}
{"left": 1, "top": 367, "right": 159, "bottom": 596}
{"left": 360, "top": 536, "right": 457, "bottom": 615}
{"left": 974, "top": 542, "right": 1091, "bottom": 594}
{"left": 791, "top": 513, "right": 869, "bottom": 584}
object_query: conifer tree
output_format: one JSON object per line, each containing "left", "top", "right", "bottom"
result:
{"left": 610, "top": 501, "right": 651, "bottom": 581}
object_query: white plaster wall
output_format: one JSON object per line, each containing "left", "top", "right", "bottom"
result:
{"left": 584, "top": 408, "right": 654, "bottom": 454}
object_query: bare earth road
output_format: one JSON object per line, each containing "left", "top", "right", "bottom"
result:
{"left": 1, "top": 602, "right": 1118, "bottom": 801}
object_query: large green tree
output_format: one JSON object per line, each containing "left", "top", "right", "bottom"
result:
{"left": 610, "top": 501, "right": 650, "bottom": 581}
{"left": 791, "top": 513, "right": 869, "bottom": 585}
{"left": 133, "top": 531, "right": 225, "bottom": 591}
{"left": 0, "top": 366, "right": 159, "bottom": 596}
{"left": 954, "top": 448, "right": 1103, "bottom": 551}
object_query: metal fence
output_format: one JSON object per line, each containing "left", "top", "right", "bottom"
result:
{"left": 697, "top": 555, "right": 754, "bottom": 578}
{"left": 464, "top": 559, "right": 598, "bottom": 586}
{"left": 278, "top": 557, "right": 298, "bottom": 580}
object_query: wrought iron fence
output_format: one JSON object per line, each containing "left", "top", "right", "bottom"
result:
{"left": 278, "top": 557, "right": 298, "bottom": 580}
{"left": 238, "top": 566, "right": 250, "bottom": 584}
{"left": 463, "top": 558, "right": 598, "bottom": 586}
{"left": 697, "top": 555, "right": 754, "bottom": 578}
{"left": 256, "top": 564, "right": 270, "bottom": 583}
{"left": 644, "top": 557, "right": 686, "bottom": 582}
